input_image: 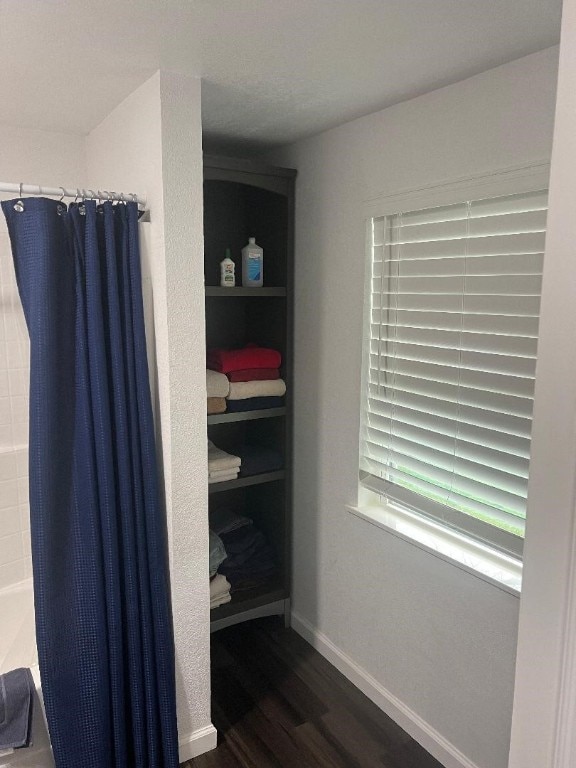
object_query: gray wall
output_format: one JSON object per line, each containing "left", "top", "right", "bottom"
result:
{"left": 269, "top": 47, "right": 558, "bottom": 768}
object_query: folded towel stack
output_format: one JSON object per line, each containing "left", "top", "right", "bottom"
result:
{"left": 0, "top": 668, "right": 34, "bottom": 752}
{"left": 209, "top": 530, "right": 227, "bottom": 577}
{"left": 208, "top": 440, "right": 241, "bottom": 484}
{"left": 210, "top": 506, "right": 252, "bottom": 535}
{"left": 206, "top": 369, "right": 230, "bottom": 415}
{"left": 207, "top": 345, "right": 286, "bottom": 413}
{"left": 212, "top": 510, "right": 276, "bottom": 592}
{"left": 237, "top": 445, "right": 283, "bottom": 477}
{"left": 210, "top": 573, "right": 231, "bottom": 609}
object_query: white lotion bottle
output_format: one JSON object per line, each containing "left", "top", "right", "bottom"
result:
{"left": 220, "top": 248, "right": 236, "bottom": 287}
{"left": 241, "top": 237, "right": 263, "bottom": 287}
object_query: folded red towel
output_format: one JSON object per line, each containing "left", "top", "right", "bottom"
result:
{"left": 207, "top": 346, "right": 281, "bottom": 374}
{"left": 227, "top": 368, "right": 280, "bottom": 382}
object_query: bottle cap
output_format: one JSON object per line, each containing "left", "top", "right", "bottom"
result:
{"left": 249, "top": 237, "right": 255, "bottom": 244}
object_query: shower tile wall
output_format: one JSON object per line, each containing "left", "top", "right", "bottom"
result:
{"left": 0, "top": 217, "right": 31, "bottom": 590}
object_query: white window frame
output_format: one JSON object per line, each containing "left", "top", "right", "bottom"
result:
{"left": 357, "top": 161, "right": 550, "bottom": 572}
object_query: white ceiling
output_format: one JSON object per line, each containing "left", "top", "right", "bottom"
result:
{"left": 0, "top": 0, "right": 562, "bottom": 152}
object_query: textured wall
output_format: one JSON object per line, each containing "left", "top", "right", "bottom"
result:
{"left": 269, "top": 48, "right": 558, "bottom": 768}
{"left": 0, "top": 226, "right": 30, "bottom": 589}
{"left": 0, "top": 125, "right": 86, "bottom": 590}
{"left": 158, "top": 71, "right": 212, "bottom": 744}
{"left": 86, "top": 72, "right": 211, "bottom": 746}
{"left": 510, "top": 9, "right": 576, "bottom": 766}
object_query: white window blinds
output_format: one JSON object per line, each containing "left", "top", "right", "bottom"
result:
{"left": 361, "top": 189, "right": 547, "bottom": 556}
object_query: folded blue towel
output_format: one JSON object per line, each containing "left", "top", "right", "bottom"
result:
{"left": 237, "top": 445, "right": 283, "bottom": 477}
{"left": 209, "top": 530, "right": 228, "bottom": 577}
{"left": 225, "top": 396, "right": 284, "bottom": 413}
{"left": 0, "top": 667, "right": 34, "bottom": 750}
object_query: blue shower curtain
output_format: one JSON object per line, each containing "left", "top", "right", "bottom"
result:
{"left": 1, "top": 197, "right": 179, "bottom": 768}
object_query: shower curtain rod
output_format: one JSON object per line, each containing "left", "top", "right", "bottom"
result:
{"left": 0, "top": 181, "right": 146, "bottom": 208}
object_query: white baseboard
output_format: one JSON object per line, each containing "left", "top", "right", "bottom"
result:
{"left": 291, "top": 611, "right": 481, "bottom": 768}
{"left": 178, "top": 723, "right": 218, "bottom": 763}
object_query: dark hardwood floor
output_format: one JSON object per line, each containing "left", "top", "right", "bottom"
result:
{"left": 184, "top": 617, "right": 443, "bottom": 768}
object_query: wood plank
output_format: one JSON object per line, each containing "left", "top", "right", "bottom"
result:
{"left": 185, "top": 619, "right": 443, "bottom": 768}
{"left": 186, "top": 741, "right": 241, "bottom": 768}
{"left": 317, "top": 706, "right": 391, "bottom": 768}
{"left": 246, "top": 621, "right": 411, "bottom": 748}
{"left": 292, "top": 722, "right": 357, "bottom": 768}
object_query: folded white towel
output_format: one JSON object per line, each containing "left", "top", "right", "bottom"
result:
{"left": 206, "top": 369, "right": 230, "bottom": 398}
{"left": 210, "top": 574, "right": 231, "bottom": 600}
{"left": 208, "top": 471, "right": 238, "bottom": 484}
{"left": 227, "top": 378, "right": 286, "bottom": 401}
{"left": 210, "top": 574, "right": 231, "bottom": 608}
{"left": 211, "top": 593, "right": 232, "bottom": 609}
{"left": 208, "top": 440, "right": 241, "bottom": 471}
{"left": 209, "top": 467, "right": 240, "bottom": 479}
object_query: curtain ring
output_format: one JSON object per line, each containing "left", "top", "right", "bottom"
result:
{"left": 59, "top": 187, "right": 66, "bottom": 202}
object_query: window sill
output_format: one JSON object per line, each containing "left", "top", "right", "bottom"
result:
{"left": 346, "top": 499, "right": 522, "bottom": 597}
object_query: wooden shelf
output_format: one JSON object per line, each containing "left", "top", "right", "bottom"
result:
{"left": 207, "top": 407, "right": 286, "bottom": 425}
{"left": 210, "top": 581, "right": 287, "bottom": 632}
{"left": 204, "top": 155, "right": 294, "bottom": 633}
{"left": 208, "top": 470, "right": 285, "bottom": 494}
{"left": 205, "top": 286, "right": 286, "bottom": 297}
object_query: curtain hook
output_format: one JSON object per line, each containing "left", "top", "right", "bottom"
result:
{"left": 88, "top": 189, "right": 96, "bottom": 200}
{"left": 19, "top": 182, "right": 23, "bottom": 197}
{"left": 59, "top": 187, "right": 66, "bottom": 202}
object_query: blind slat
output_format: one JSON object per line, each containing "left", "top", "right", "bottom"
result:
{"left": 370, "top": 325, "right": 539, "bottom": 357}
{"left": 371, "top": 344, "right": 537, "bottom": 378}
{"left": 389, "top": 232, "right": 546, "bottom": 261}
{"left": 365, "top": 415, "right": 530, "bottom": 476}
{"left": 364, "top": 439, "right": 527, "bottom": 501}
{"left": 362, "top": 453, "right": 526, "bottom": 516}
{"left": 379, "top": 252, "right": 544, "bottom": 278}
{"left": 378, "top": 275, "right": 542, "bottom": 296}
{"left": 370, "top": 386, "right": 532, "bottom": 439}
{"left": 387, "top": 210, "right": 547, "bottom": 245}
{"left": 372, "top": 291, "right": 541, "bottom": 316}
{"left": 368, "top": 372, "right": 534, "bottom": 417}
{"left": 367, "top": 399, "right": 531, "bottom": 457}
{"left": 371, "top": 309, "right": 539, "bottom": 336}
{"left": 370, "top": 357, "right": 536, "bottom": 398}
{"left": 361, "top": 458, "right": 526, "bottom": 521}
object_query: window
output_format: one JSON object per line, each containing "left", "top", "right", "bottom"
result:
{"left": 360, "top": 188, "right": 547, "bottom": 558}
